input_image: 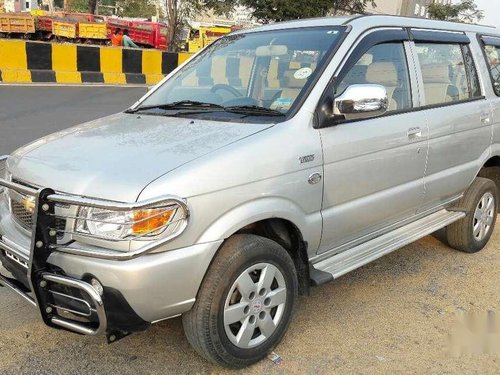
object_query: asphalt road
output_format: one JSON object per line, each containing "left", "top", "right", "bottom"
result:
{"left": 0, "top": 85, "right": 148, "bottom": 155}
{"left": 0, "top": 86, "right": 499, "bottom": 375}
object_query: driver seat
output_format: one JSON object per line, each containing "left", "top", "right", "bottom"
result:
{"left": 270, "top": 70, "right": 308, "bottom": 110}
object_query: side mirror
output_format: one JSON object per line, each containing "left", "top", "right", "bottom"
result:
{"left": 333, "top": 84, "right": 389, "bottom": 122}
{"left": 315, "top": 84, "right": 389, "bottom": 129}
{"left": 333, "top": 84, "right": 388, "bottom": 122}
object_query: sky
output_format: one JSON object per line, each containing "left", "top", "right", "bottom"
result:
{"left": 473, "top": 0, "right": 500, "bottom": 28}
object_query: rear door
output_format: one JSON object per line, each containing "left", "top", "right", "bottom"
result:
{"left": 479, "top": 36, "right": 500, "bottom": 161}
{"left": 410, "top": 30, "right": 492, "bottom": 212}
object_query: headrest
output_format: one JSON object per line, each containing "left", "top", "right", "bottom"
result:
{"left": 421, "top": 64, "right": 451, "bottom": 84}
{"left": 284, "top": 69, "right": 308, "bottom": 89}
{"left": 366, "top": 62, "right": 398, "bottom": 86}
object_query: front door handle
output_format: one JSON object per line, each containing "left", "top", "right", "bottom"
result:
{"left": 407, "top": 127, "right": 422, "bottom": 139}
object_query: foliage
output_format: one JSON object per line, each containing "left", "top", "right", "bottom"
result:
{"left": 428, "top": 0, "right": 483, "bottom": 23}
{"left": 237, "top": 0, "right": 376, "bottom": 23}
{"left": 64, "top": 0, "right": 91, "bottom": 13}
{"left": 117, "top": 0, "right": 157, "bottom": 18}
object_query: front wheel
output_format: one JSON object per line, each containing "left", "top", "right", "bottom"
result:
{"left": 182, "top": 234, "right": 298, "bottom": 368}
{"left": 446, "top": 177, "right": 498, "bottom": 253}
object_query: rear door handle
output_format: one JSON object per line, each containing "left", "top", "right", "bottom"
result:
{"left": 480, "top": 113, "right": 491, "bottom": 125}
{"left": 407, "top": 127, "right": 422, "bottom": 139}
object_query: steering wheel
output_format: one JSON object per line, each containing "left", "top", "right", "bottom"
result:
{"left": 210, "top": 84, "right": 243, "bottom": 98}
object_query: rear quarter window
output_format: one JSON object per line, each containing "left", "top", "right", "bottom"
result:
{"left": 482, "top": 43, "right": 500, "bottom": 96}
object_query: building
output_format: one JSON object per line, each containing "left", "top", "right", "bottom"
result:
{"left": 365, "top": 0, "right": 452, "bottom": 18}
{"left": 3, "top": 0, "right": 39, "bottom": 12}
{"left": 191, "top": 7, "right": 260, "bottom": 28}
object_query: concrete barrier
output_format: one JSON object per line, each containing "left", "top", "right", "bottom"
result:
{"left": 0, "top": 39, "right": 192, "bottom": 85}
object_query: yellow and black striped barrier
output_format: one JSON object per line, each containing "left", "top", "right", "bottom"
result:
{"left": 0, "top": 39, "right": 192, "bottom": 85}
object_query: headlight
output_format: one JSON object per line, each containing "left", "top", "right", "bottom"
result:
{"left": 75, "top": 204, "right": 186, "bottom": 241}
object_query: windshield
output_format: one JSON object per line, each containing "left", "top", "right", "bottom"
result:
{"left": 137, "top": 27, "right": 345, "bottom": 121}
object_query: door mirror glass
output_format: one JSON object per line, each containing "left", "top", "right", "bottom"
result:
{"left": 333, "top": 84, "right": 388, "bottom": 121}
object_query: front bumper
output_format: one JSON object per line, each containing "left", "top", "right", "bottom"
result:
{"left": 0, "top": 160, "right": 221, "bottom": 337}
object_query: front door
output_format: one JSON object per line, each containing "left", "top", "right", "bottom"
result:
{"left": 318, "top": 32, "right": 428, "bottom": 254}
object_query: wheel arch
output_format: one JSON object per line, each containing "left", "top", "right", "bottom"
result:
{"left": 196, "top": 198, "right": 318, "bottom": 294}
{"left": 479, "top": 155, "right": 500, "bottom": 207}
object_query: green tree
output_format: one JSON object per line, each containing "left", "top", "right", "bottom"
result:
{"left": 428, "top": 0, "right": 483, "bottom": 23}
{"left": 238, "top": 0, "right": 376, "bottom": 23}
{"left": 118, "top": 0, "right": 157, "bottom": 18}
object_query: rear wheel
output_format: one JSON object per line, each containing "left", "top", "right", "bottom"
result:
{"left": 446, "top": 177, "right": 498, "bottom": 253}
{"left": 182, "top": 234, "right": 298, "bottom": 368}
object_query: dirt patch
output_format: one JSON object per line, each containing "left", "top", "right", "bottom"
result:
{"left": 1, "top": 232, "right": 499, "bottom": 375}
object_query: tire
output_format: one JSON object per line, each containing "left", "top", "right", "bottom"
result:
{"left": 446, "top": 177, "right": 498, "bottom": 253}
{"left": 182, "top": 234, "right": 298, "bottom": 368}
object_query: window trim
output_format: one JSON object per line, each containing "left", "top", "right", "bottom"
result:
{"left": 418, "top": 96, "right": 487, "bottom": 112}
{"left": 478, "top": 34, "right": 500, "bottom": 97}
{"left": 409, "top": 29, "right": 471, "bottom": 44}
{"left": 460, "top": 44, "right": 482, "bottom": 99}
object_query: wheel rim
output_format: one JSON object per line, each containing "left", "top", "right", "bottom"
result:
{"left": 473, "top": 192, "right": 495, "bottom": 242}
{"left": 223, "top": 263, "right": 287, "bottom": 349}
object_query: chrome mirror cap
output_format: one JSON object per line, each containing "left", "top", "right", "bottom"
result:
{"left": 334, "top": 84, "right": 388, "bottom": 121}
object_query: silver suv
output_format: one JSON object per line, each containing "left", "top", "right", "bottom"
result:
{"left": 1, "top": 15, "right": 500, "bottom": 368}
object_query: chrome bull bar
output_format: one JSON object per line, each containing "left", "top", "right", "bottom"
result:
{"left": 0, "top": 155, "right": 187, "bottom": 337}
{"left": 0, "top": 156, "right": 108, "bottom": 335}
{"left": 0, "top": 271, "right": 107, "bottom": 335}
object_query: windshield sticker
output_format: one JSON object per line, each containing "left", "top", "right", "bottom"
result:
{"left": 272, "top": 98, "right": 293, "bottom": 109}
{"left": 294, "top": 67, "right": 313, "bottom": 80}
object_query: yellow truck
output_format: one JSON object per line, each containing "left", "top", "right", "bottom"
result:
{"left": 0, "top": 13, "right": 35, "bottom": 34}
{"left": 186, "top": 26, "right": 233, "bottom": 53}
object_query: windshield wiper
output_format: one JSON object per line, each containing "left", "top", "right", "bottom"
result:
{"left": 126, "top": 100, "right": 224, "bottom": 113}
{"left": 223, "top": 105, "right": 285, "bottom": 117}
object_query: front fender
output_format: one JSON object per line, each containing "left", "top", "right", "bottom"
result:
{"left": 196, "top": 197, "right": 322, "bottom": 255}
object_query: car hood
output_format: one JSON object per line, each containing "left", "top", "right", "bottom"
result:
{"left": 7, "top": 113, "right": 272, "bottom": 202}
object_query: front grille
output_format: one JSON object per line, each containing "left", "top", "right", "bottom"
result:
{"left": 11, "top": 200, "right": 34, "bottom": 228}
{"left": 8, "top": 179, "right": 67, "bottom": 237}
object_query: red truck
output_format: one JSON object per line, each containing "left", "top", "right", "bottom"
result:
{"left": 107, "top": 19, "right": 168, "bottom": 49}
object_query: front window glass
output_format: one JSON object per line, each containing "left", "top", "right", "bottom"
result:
{"left": 336, "top": 42, "right": 412, "bottom": 113}
{"left": 138, "top": 27, "right": 345, "bottom": 121}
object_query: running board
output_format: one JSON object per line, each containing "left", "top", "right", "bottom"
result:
{"left": 311, "top": 209, "right": 465, "bottom": 284}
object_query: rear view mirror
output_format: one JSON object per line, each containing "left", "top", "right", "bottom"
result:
{"left": 256, "top": 45, "right": 288, "bottom": 57}
{"left": 334, "top": 84, "right": 388, "bottom": 121}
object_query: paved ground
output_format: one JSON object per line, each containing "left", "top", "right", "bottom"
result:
{"left": 0, "top": 86, "right": 499, "bottom": 375}
{"left": 0, "top": 85, "right": 147, "bottom": 154}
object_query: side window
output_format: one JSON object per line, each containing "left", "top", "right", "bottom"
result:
{"left": 336, "top": 43, "right": 412, "bottom": 112}
{"left": 415, "top": 43, "right": 482, "bottom": 106}
{"left": 482, "top": 44, "right": 500, "bottom": 95}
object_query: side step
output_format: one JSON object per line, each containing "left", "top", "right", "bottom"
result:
{"left": 311, "top": 209, "right": 465, "bottom": 284}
